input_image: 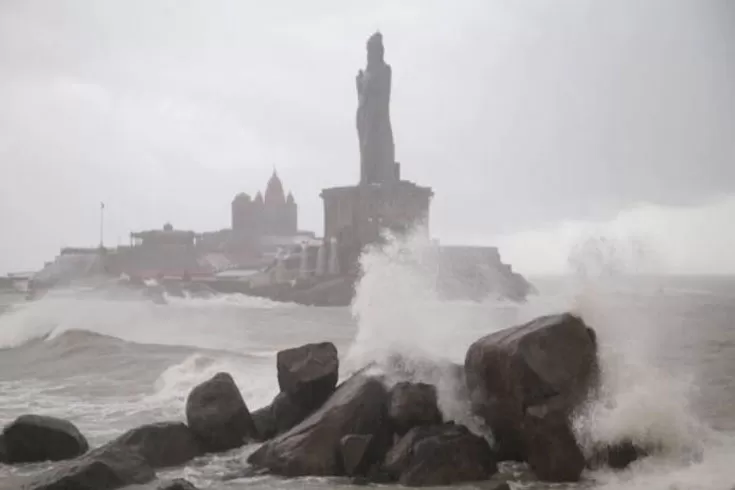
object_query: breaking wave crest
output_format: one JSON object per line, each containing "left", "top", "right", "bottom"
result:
{"left": 0, "top": 289, "right": 290, "bottom": 350}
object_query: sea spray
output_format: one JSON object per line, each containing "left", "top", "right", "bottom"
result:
{"left": 562, "top": 233, "right": 716, "bottom": 487}
{"left": 346, "top": 228, "right": 517, "bottom": 436}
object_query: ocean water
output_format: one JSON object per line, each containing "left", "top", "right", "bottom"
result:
{"left": 1, "top": 241, "right": 735, "bottom": 489}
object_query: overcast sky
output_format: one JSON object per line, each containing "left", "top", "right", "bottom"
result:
{"left": 1, "top": 0, "right": 733, "bottom": 275}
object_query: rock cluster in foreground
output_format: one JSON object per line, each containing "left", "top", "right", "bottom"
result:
{"left": 0, "top": 313, "right": 650, "bottom": 489}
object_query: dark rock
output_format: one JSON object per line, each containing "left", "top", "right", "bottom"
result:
{"left": 251, "top": 405, "right": 276, "bottom": 442}
{"left": 185, "top": 372, "right": 258, "bottom": 452}
{"left": 250, "top": 277, "right": 355, "bottom": 307}
{"left": 157, "top": 478, "right": 199, "bottom": 490}
{"left": 383, "top": 425, "right": 438, "bottom": 478}
{"left": 277, "top": 342, "right": 339, "bottom": 411}
{"left": 251, "top": 391, "right": 317, "bottom": 442}
{"left": 18, "top": 443, "right": 154, "bottom": 490}
{"left": 522, "top": 408, "right": 585, "bottom": 482}
{"left": 388, "top": 382, "right": 443, "bottom": 435}
{"left": 339, "top": 434, "right": 373, "bottom": 477}
{"left": 1, "top": 414, "right": 89, "bottom": 463}
{"left": 247, "top": 372, "right": 392, "bottom": 476}
{"left": 383, "top": 423, "right": 497, "bottom": 486}
{"left": 0, "top": 434, "right": 7, "bottom": 462}
{"left": 588, "top": 440, "right": 649, "bottom": 470}
{"left": 464, "top": 313, "right": 598, "bottom": 464}
{"left": 272, "top": 392, "right": 313, "bottom": 435}
{"left": 110, "top": 421, "right": 201, "bottom": 468}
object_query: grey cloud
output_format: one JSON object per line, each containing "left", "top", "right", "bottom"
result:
{"left": 0, "top": 0, "right": 733, "bottom": 272}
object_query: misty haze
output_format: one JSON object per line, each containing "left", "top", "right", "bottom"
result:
{"left": 1, "top": 1, "right": 734, "bottom": 490}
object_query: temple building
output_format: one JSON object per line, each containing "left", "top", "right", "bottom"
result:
{"left": 231, "top": 170, "right": 298, "bottom": 237}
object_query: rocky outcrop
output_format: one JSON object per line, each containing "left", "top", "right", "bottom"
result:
{"left": 0, "top": 414, "right": 89, "bottom": 463}
{"left": 252, "top": 342, "right": 340, "bottom": 441}
{"left": 0, "top": 434, "right": 7, "bottom": 462}
{"left": 251, "top": 392, "right": 311, "bottom": 441}
{"left": 339, "top": 434, "right": 375, "bottom": 477}
{"left": 383, "top": 423, "right": 497, "bottom": 486}
{"left": 247, "top": 276, "right": 355, "bottom": 307}
{"left": 464, "top": 313, "right": 598, "bottom": 481}
{"left": 388, "top": 382, "right": 443, "bottom": 435}
{"left": 247, "top": 372, "right": 392, "bottom": 476}
{"left": 523, "top": 408, "right": 585, "bottom": 482}
{"left": 110, "top": 421, "right": 201, "bottom": 469}
{"left": 185, "top": 372, "right": 258, "bottom": 452}
{"left": 17, "top": 443, "right": 154, "bottom": 490}
{"left": 277, "top": 342, "right": 339, "bottom": 411}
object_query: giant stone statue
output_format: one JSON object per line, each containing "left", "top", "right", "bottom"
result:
{"left": 356, "top": 32, "right": 396, "bottom": 185}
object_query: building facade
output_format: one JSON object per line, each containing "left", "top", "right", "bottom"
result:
{"left": 231, "top": 171, "right": 298, "bottom": 237}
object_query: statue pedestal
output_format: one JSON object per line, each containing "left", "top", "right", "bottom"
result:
{"left": 320, "top": 180, "right": 433, "bottom": 272}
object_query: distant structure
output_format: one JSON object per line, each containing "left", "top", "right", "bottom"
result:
{"left": 27, "top": 32, "right": 533, "bottom": 302}
{"left": 231, "top": 170, "right": 298, "bottom": 236}
{"left": 321, "top": 32, "right": 433, "bottom": 273}
{"left": 356, "top": 31, "right": 398, "bottom": 185}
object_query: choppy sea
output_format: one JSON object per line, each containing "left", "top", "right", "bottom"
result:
{"left": 1, "top": 245, "right": 734, "bottom": 490}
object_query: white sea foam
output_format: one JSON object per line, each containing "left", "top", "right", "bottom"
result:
{"left": 148, "top": 353, "right": 278, "bottom": 410}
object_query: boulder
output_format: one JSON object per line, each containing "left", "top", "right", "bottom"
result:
{"left": 185, "top": 372, "right": 258, "bottom": 452}
{"left": 157, "top": 478, "right": 200, "bottom": 490}
{"left": 522, "top": 407, "right": 585, "bottom": 482}
{"left": 17, "top": 443, "right": 154, "bottom": 490}
{"left": 277, "top": 342, "right": 339, "bottom": 411}
{"left": 110, "top": 421, "right": 201, "bottom": 468}
{"left": 252, "top": 392, "right": 312, "bottom": 441}
{"left": 464, "top": 313, "right": 598, "bottom": 464}
{"left": 247, "top": 372, "right": 392, "bottom": 476}
{"left": 339, "top": 434, "right": 374, "bottom": 477}
{"left": 388, "top": 382, "right": 443, "bottom": 435}
{"left": 383, "top": 423, "right": 497, "bottom": 486}
{"left": 0, "top": 434, "right": 7, "bottom": 462}
{"left": 251, "top": 405, "right": 277, "bottom": 442}
{"left": 0, "top": 414, "right": 89, "bottom": 463}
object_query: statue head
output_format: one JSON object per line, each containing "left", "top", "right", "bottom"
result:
{"left": 366, "top": 31, "right": 384, "bottom": 66}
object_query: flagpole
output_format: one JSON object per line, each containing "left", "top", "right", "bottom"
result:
{"left": 99, "top": 202, "right": 105, "bottom": 248}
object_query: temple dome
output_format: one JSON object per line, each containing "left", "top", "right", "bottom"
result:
{"left": 233, "top": 192, "right": 251, "bottom": 202}
{"left": 265, "top": 170, "right": 286, "bottom": 206}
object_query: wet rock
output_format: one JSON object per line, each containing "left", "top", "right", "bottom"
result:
{"left": 588, "top": 440, "right": 649, "bottom": 470}
{"left": 277, "top": 342, "right": 339, "bottom": 411}
{"left": 18, "top": 443, "right": 154, "bottom": 490}
{"left": 251, "top": 405, "right": 276, "bottom": 442}
{"left": 383, "top": 425, "right": 438, "bottom": 478}
{"left": 388, "top": 382, "right": 443, "bottom": 435}
{"left": 339, "top": 434, "right": 374, "bottom": 477}
{"left": 247, "top": 372, "right": 392, "bottom": 476}
{"left": 251, "top": 391, "right": 314, "bottom": 441}
{"left": 185, "top": 372, "right": 258, "bottom": 452}
{"left": 522, "top": 408, "right": 585, "bottom": 482}
{"left": 0, "top": 434, "right": 7, "bottom": 462}
{"left": 110, "top": 421, "right": 201, "bottom": 468}
{"left": 383, "top": 423, "right": 497, "bottom": 486}
{"left": 156, "top": 478, "right": 200, "bottom": 490}
{"left": 464, "top": 313, "right": 598, "bottom": 465}
{"left": 0, "top": 414, "right": 89, "bottom": 463}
